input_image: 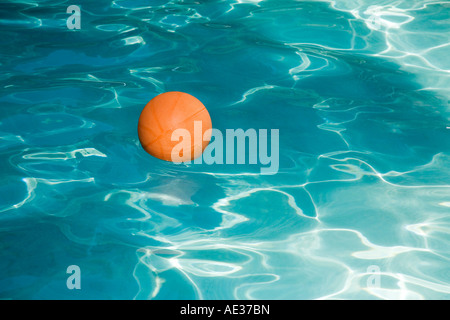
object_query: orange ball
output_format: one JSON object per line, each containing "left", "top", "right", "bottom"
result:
{"left": 138, "top": 91, "right": 212, "bottom": 162}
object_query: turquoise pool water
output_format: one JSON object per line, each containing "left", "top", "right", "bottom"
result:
{"left": 0, "top": 0, "right": 449, "bottom": 299}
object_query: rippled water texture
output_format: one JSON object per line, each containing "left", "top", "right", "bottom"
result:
{"left": 1, "top": 0, "right": 449, "bottom": 299}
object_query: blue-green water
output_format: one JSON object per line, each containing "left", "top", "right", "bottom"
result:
{"left": 1, "top": 0, "right": 449, "bottom": 299}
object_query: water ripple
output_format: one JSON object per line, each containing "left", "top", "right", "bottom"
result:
{"left": 0, "top": 0, "right": 449, "bottom": 300}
